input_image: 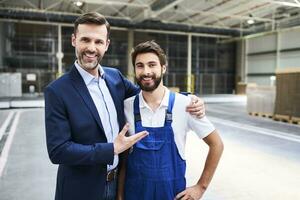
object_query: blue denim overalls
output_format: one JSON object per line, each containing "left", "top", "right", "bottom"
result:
{"left": 125, "top": 92, "right": 186, "bottom": 200}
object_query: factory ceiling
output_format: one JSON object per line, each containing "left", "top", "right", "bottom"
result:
{"left": 1, "top": 0, "right": 300, "bottom": 37}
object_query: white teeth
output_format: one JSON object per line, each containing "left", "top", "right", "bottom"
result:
{"left": 143, "top": 77, "right": 152, "bottom": 81}
{"left": 84, "top": 54, "right": 96, "bottom": 58}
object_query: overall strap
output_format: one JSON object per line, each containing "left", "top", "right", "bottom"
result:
{"left": 134, "top": 92, "right": 175, "bottom": 126}
{"left": 133, "top": 95, "right": 142, "bottom": 125}
{"left": 165, "top": 92, "right": 175, "bottom": 123}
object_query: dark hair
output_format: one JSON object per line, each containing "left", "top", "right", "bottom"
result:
{"left": 74, "top": 12, "right": 110, "bottom": 38}
{"left": 131, "top": 40, "right": 167, "bottom": 67}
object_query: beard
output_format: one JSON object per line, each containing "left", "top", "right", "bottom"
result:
{"left": 135, "top": 73, "right": 162, "bottom": 92}
{"left": 76, "top": 49, "right": 103, "bottom": 70}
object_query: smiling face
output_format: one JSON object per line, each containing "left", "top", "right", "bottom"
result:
{"left": 71, "top": 24, "right": 110, "bottom": 76}
{"left": 134, "top": 52, "right": 166, "bottom": 92}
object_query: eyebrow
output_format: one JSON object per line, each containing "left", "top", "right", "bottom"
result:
{"left": 79, "top": 37, "right": 90, "bottom": 40}
{"left": 79, "top": 37, "right": 104, "bottom": 42}
{"left": 135, "top": 61, "right": 158, "bottom": 65}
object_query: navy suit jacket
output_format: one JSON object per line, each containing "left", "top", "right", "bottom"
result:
{"left": 44, "top": 65, "right": 139, "bottom": 200}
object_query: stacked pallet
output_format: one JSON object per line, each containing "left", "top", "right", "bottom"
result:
{"left": 246, "top": 84, "right": 276, "bottom": 118}
{"left": 236, "top": 82, "right": 247, "bottom": 95}
{"left": 274, "top": 68, "right": 300, "bottom": 124}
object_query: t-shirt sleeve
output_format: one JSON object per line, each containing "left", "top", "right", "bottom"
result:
{"left": 187, "top": 115, "right": 216, "bottom": 139}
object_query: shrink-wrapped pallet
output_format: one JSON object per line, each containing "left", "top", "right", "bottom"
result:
{"left": 246, "top": 84, "right": 275, "bottom": 116}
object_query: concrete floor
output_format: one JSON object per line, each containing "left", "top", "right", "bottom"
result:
{"left": 186, "top": 102, "right": 300, "bottom": 200}
{"left": 0, "top": 102, "right": 300, "bottom": 200}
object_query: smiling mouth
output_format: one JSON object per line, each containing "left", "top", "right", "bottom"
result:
{"left": 142, "top": 77, "right": 153, "bottom": 81}
{"left": 83, "top": 53, "right": 98, "bottom": 61}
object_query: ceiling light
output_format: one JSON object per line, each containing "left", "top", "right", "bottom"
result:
{"left": 247, "top": 14, "right": 255, "bottom": 25}
{"left": 74, "top": 1, "right": 83, "bottom": 7}
{"left": 247, "top": 19, "right": 255, "bottom": 24}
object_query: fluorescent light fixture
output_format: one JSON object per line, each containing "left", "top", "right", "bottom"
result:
{"left": 273, "top": 1, "right": 300, "bottom": 8}
{"left": 247, "top": 19, "right": 255, "bottom": 24}
{"left": 270, "top": 76, "right": 276, "bottom": 81}
{"left": 247, "top": 14, "right": 255, "bottom": 25}
{"left": 74, "top": 1, "right": 83, "bottom": 7}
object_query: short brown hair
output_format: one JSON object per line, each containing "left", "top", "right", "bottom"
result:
{"left": 74, "top": 12, "right": 110, "bottom": 38}
{"left": 131, "top": 40, "right": 167, "bottom": 67}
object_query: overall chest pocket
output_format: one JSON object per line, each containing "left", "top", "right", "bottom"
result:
{"left": 135, "top": 128, "right": 167, "bottom": 150}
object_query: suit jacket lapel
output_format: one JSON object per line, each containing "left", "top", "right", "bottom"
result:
{"left": 69, "top": 66, "right": 106, "bottom": 136}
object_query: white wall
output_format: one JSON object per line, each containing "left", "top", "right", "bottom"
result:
{"left": 248, "top": 34, "right": 277, "bottom": 53}
{"left": 247, "top": 54, "right": 276, "bottom": 73}
{"left": 246, "top": 33, "right": 277, "bottom": 85}
{"left": 280, "top": 28, "right": 300, "bottom": 49}
{"left": 280, "top": 51, "right": 300, "bottom": 68}
{"left": 279, "top": 28, "right": 300, "bottom": 69}
{"left": 245, "top": 27, "right": 300, "bottom": 85}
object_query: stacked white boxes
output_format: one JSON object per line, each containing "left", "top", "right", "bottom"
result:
{"left": 246, "top": 84, "right": 276, "bottom": 116}
{"left": 0, "top": 73, "right": 22, "bottom": 97}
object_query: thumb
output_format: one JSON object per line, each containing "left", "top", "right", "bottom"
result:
{"left": 175, "top": 189, "right": 186, "bottom": 199}
{"left": 120, "top": 123, "right": 129, "bottom": 136}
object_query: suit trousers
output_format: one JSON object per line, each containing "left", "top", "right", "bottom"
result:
{"left": 103, "top": 178, "right": 117, "bottom": 200}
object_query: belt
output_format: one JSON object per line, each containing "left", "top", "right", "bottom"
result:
{"left": 106, "top": 168, "right": 118, "bottom": 182}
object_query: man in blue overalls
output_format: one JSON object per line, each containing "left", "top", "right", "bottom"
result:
{"left": 117, "top": 41, "right": 224, "bottom": 200}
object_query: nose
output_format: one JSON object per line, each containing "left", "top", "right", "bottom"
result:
{"left": 143, "top": 66, "right": 151, "bottom": 75}
{"left": 86, "top": 42, "right": 96, "bottom": 52}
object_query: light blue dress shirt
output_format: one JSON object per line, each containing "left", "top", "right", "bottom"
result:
{"left": 75, "top": 62, "right": 119, "bottom": 171}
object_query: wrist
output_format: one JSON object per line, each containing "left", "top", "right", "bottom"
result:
{"left": 113, "top": 143, "right": 118, "bottom": 155}
{"left": 196, "top": 182, "right": 208, "bottom": 192}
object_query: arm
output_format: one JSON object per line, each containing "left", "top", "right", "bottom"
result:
{"left": 118, "top": 70, "right": 140, "bottom": 99}
{"left": 175, "top": 130, "right": 223, "bottom": 200}
{"left": 45, "top": 86, "right": 147, "bottom": 165}
{"left": 45, "top": 86, "right": 115, "bottom": 165}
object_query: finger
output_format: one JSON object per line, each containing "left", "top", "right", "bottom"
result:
{"left": 128, "top": 131, "right": 148, "bottom": 142}
{"left": 180, "top": 196, "right": 190, "bottom": 200}
{"left": 190, "top": 95, "right": 198, "bottom": 103}
{"left": 119, "top": 123, "right": 129, "bottom": 136}
{"left": 187, "top": 96, "right": 197, "bottom": 107}
{"left": 175, "top": 190, "right": 186, "bottom": 199}
{"left": 186, "top": 107, "right": 201, "bottom": 113}
{"left": 134, "top": 131, "right": 149, "bottom": 142}
{"left": 197, "top": 112, "right": 205, "bottom": 118}
{"left": 186, "top": 102, "right": 203, "bottom": 110}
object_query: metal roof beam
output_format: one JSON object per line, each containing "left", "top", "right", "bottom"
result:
{"left": 44, "top": 0, "right": 65, "bottom": 11}
{"left": 176, "top": 8, "right": 274, "bottom": 23}
{"left": 83, "top": 0, "right": 148, "bottom": 8}
{"left": 151, "top": 0, "right": 184, "bottom": 18}
{"left": 24, "top": 0, "right": 38, "bottom": 9}
{"left": 262, "top": 0, "right": 300, "bottom": 7}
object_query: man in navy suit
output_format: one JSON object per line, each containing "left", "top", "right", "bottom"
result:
{"left": 45, "top": 12, "right": 205, "bottom": 200}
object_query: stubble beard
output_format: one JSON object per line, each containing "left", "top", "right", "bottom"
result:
{"left": 136, "top": 73, "right": 163, "bottom": 92}
{"left": 76, "top": 50, "right": 102, "bottom": 71}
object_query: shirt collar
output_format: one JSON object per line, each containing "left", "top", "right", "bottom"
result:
{"left": 138, "top": 87, "right": 169, "bottom": 109}
{"left": 74, "top": 61, "right": 105, "bottom": 86}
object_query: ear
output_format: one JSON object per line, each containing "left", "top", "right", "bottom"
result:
{"left": 105, "top": 39, "right": 110, "bottom": 51}
{"left": 162, "top": 65, "right": 167, "bottom": 74}
{"left": 71, "top": 33, "right": 76, "bottom": 47}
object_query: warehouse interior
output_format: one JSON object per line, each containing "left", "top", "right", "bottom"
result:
{"left": 1, "top": 0, "right": 300, "bottom": 121}
{"left": 0, "top": 0, "right": 299, "bottom": 90}
{"left": 0, "top": 1, "right": 300, "bottom": 200}
{"left": 0, "top": 0, "right": 299, "bottom": 116}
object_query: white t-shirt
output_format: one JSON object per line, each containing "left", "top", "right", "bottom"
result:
{"left": 124, "top": 88, "right": 215, "bottom": 159}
